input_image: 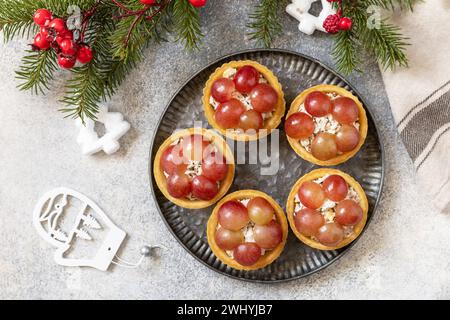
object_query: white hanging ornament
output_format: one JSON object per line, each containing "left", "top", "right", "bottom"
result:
{"left": 75, "top": 104, "right": 130, "bottom": 156}
{"left": 33, "top": 187, "right": 165, "bottom": 271}
{"left": 286, "top": 0, "right": 337, "bottom": 35}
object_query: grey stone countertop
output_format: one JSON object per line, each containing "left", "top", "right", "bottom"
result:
{"left": 1, "top": 1, "right": 449, "bottom": 299}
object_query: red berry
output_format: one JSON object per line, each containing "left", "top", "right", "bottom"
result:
{"left": 62, "top": 29, "right": 74, "bottom": 40}
{"left": 49, "top": 18, "right": 67, "bottom": 33}
{"left": 76, "top": 45, "right": 93, "bottom": 64}
{"left": 323, "top": 14, "right": 341, "bottom": 34}
{"left": 33, "top": 9, "right": 52, "bottom": 27}
{"left": 56, "top": 30, "right": 73, "bottom": 46}
{"left": 140, "top": 0, "right": 156, "bottom": 4}
{"left": 189, "top": 0, "right": 207, "bottom": 7}
{"left": 59, "top": 39, "right": 78, "bottom": 55}
{"left": 57, "top": 54, "right": 76, "bottom": 69}
{"left": 33, "top": 33, "right": 50, "bottom": 50}
{"left": 338, "top": 17, "right": 353, "bottom": 31}
{"left": 39, "top": 27, "right": 53, "bottom": 42}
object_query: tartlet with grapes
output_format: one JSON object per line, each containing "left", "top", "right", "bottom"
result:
{"left": 286, "top": 169, "right": 368, "bottom": 250}
{"left": 207, "top": 190, "right": 288, "bottom": 270}
{"left": 285, "top": 85, "right": 368, "bottom": 166}
{"left": 202, "top": 60, "right": 285, "bottom": 141}
{"left": 153, "top": 128, "right": 235, "bottom": 209}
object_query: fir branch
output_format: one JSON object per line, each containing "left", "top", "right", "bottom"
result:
{"left": 350, "top": 6, "right": 409, "bottom": 70}
{"left": 360, "top": 0, "right": 416, "bottom": 11}
{"left": 0, "top": 0, "right": 98, "bottom": 42}
{"left": 60, "top": 4, "right": 116, "bottom": 122}
{"left": 248, "top": 0, "right": 288, "bottom": 48}
{"left": 109, "top": 1, "right": 171, "bottom": 61}
{"left": 15, "top": 49, "right": 58, "bottom": 94}
{"left": 110, "top": 16, "right": 157, "bottom": 61}
{"left": 60, "top": 61, "right": 103, "bottom": 122}
{"left": 172, "top": 0, "right": 203, "bottom": 50}
{"left": 359, "top": 19, "right": 409, "bottom": 70}
{"left": 332, "top": 31, "right": 361, "bottom": 75}
{"left": 0, "top": 0, "right": 38, "bottom": 42}
{"left": 40, "top": 0, "right": 99, "bottom": 18}
{"left": 332, "top": 2, "right": 413, "bottom": 73}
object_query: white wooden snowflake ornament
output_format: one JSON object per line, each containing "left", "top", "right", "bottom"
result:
{"left": 33, "top": 188, "right": 126, "bottom": 271}
{"left": 286, "top": 0, "right": 337, "bottom": 35}
{"left": 76, "top": 104, "right": 130, "bottom": 155}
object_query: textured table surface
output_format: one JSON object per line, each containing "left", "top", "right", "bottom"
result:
{"left": 1, "top": 1, "right": 449, "bottom": 300}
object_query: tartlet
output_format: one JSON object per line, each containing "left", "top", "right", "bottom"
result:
{"left": 202, "top": 60, "right": 286, "bottom": 141}
{"left": 153, "top": 128, "right": 235, "bottom": 209}
{"left": 286, "top": 168, "right": 368, "bottom": 250}
{"left": 207, "top": 190, "right": 288, "bottom": 270}
{"left": 285, "top": 84, "right": 368, "bottom": 166}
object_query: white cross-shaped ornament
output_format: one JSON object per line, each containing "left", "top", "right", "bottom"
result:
{"left": 75, "top": 104, "right": 130, "bottom": 156}
{"left": 286, "top": 0, "right": 337, "bottom": 35}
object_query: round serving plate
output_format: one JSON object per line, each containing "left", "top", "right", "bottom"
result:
{"left": 149, "top": 49, "right": 384, "bottom": 283}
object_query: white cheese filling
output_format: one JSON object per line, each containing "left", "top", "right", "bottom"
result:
{"left": 209, "top": 67, "right": 273, "bottom": 122}
{"left": 293, "top": 174, "right": 361, "bottom": 239}
{"left": 298, "top": 92, "right": 360, "bottom": 153}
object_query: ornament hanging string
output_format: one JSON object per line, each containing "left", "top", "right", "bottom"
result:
{"left": 111, "top": 244, "right": 168, "bottom": 269}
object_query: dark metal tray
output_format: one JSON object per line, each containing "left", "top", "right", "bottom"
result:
{"left": 149, "top": 49, "right": 384, "bottom": 282}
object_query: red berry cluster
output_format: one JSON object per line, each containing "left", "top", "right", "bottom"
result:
{"left": 323, "top": 0, "right": 352, "bottom": 34}
{"left": 32, "top": 9, "right": 93, "bottom": 69}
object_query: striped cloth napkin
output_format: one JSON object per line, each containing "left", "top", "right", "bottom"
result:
{"left": 380, "top": 0, "right": 450, "bottom": 213}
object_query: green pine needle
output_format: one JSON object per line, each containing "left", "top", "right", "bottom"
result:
{"left": 359, "top": 19, "right": 409, "bottom": 70}
{"left": 109, "top": 1, "right": 170, "bottom": 61}
{"left": 60, "top": 4, "right": 119, "bottom": 123}
{"left": 60, "top": 63, "right": 102, "bottom": 122}
{"left": 172, "top": 0, "right": 203, "bottom": 50}
{"left": 331, "top": 1, "right": 415, "bottom": 74}
{"left": 248, "top": 0, "right": 288, "bottom": 48}
{"left": 363, "top": 0, "right": 416, "bottom": 11}
{"left": 332, "top": 31, "right": 362, "bottom": 75}
{"left": 0, "top": 0, "right": 38, "bottom": 42}
{"left": 15, "top": 49, "right": 58, "bottom": 94}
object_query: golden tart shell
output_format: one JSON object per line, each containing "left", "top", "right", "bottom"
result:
{"left": 202, "top": 60, "right": 286, "bottom": 141}
{"left": 153, "top": 128, "right": 235, "bottom": 209}
{"left": 286, "top": 84, "right": 368, "bottom": 166}
{"left": 207, "top": 190, "right": 288, "bottom": 270}
{"left": 286, "top": 168, "right": 369, "bottom": 250}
